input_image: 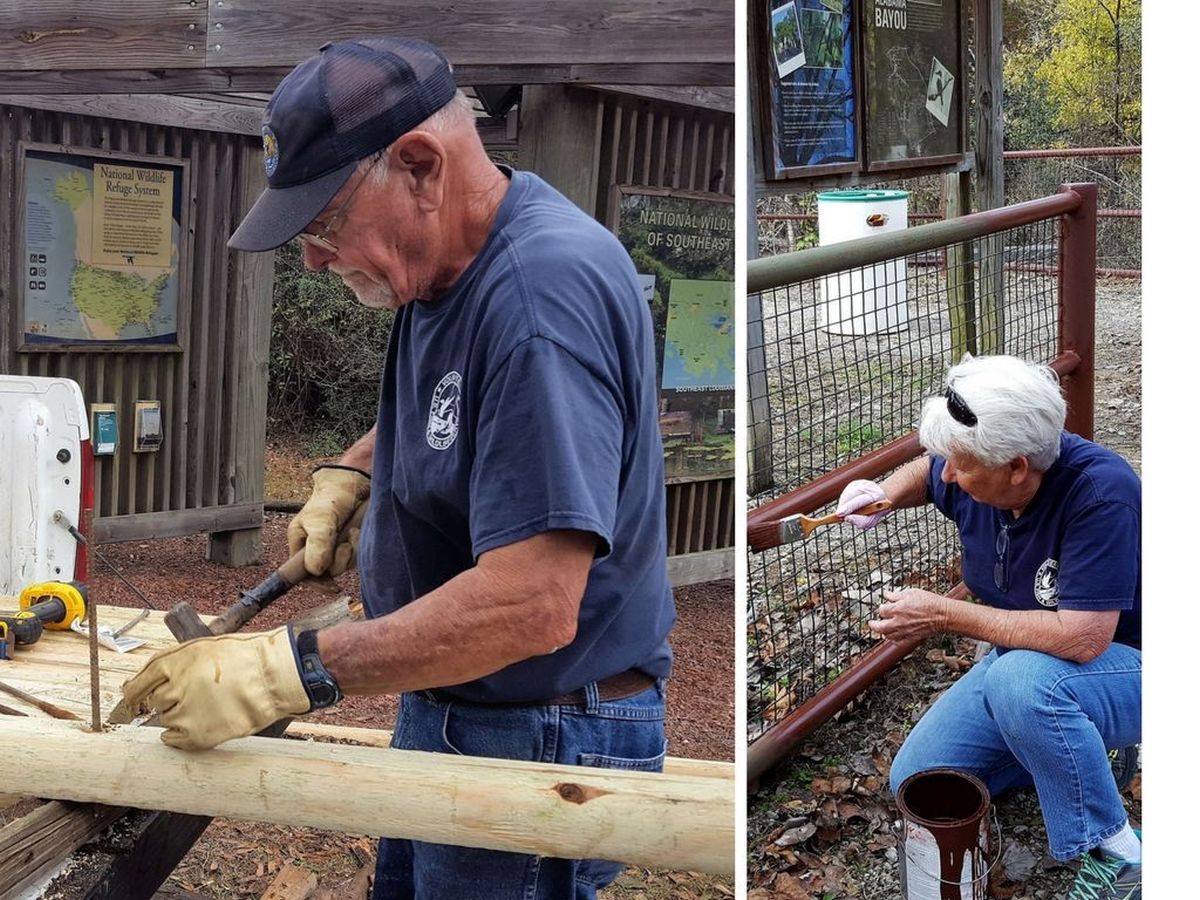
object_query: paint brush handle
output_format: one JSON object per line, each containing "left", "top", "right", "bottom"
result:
{"left": 800, "top": 499, "right": 893, "bottom": 536}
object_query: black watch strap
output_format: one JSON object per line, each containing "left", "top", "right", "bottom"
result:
{"left": 296, "top": 629, "right": 342, "bottom": 710}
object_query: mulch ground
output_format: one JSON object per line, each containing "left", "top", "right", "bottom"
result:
{"left": 78, "top": 442, "right": 734, "bottom": 898}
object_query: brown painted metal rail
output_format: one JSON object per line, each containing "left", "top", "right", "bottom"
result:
{"left": 748, "top": 190, "right": 1082, "bottom": 294}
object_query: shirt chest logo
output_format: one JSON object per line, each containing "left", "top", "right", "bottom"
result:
{"left": 426, "top": 371, "right": 462, "bottom": 450}
{"left": 1034, "top": 558, "right": 1060, "bottom": 607}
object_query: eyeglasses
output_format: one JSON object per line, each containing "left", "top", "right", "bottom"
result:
{"left": 945, "top": 384, "right": 978, "bottom": 427}
{"left": 295, "top": 151, "right": 385, "bottom": 254}
{"left": 993, "top": 523, "right": 1011, "bottom": 592}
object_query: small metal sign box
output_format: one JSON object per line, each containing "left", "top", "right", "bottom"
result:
{"left": 90, "top": 403, "right": 118, "bottom": 456}
{"left": 133, "top": 400, "right": 162, "bottom": 453}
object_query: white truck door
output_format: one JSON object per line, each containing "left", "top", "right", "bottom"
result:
{"left": 0, "top": 374, "right": 90, "bottom": 595}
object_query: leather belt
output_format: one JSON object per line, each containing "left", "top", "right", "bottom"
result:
{"left": 425, "top": 668, "right": 656, "bottom": 707}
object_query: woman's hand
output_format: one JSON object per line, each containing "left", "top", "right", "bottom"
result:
{"left": 869, "top": 588, "right": 950, "bottom": 642}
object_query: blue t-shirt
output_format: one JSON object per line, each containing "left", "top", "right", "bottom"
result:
{"left": 928, "top": 432, "right": 1141, "bottom": 649}
{"left": 356, "top": 169, "right": 675, "bottom": 703}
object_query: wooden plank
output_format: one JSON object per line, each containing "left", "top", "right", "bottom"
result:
{"left": 0, "top": 92, "right": 264, "bottom": 135}
{"left": 205, "top": 2, "right": 731, "bottom": 69}
{"left": 261, "top": 863, "right": 317, "bottom": 900}
{"left": 516, "top": 85, "right": 602, "bottom": 213}
{"left": 944, "top": 171, "right": 977, "bottom": 362}
{"left": 0, "top": 63, "right": 732, "bottom": 95}
{"left": 0, "top": 799, "right": 128, "bottom": 897}
{"left": 0, "top": 1, "right": 207, "bottom": 71}
{"left": 92, "top": 502, "right": 264, "bottom": 543}
{"left": 281, "top": 722, "right": 735, "bottom": 781}
{"left": 974, "top": 0, "right": 1005, "bottom": 352}
{"left": 0, "top": 717, "right": 735, "bottom": 876}
{"left": 667, "top": 548, "right": 733, "bottom": 587}
{"left": 585, "top": 85, "right": 735, "bottom": 114}
{"left": 209, "top": 138, "right": 271, "bottom": 566}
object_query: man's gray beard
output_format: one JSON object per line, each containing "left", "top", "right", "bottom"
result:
{"left": 336, "top": 270, "right": 398, "bottom": 309}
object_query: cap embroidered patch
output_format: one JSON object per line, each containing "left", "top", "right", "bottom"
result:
{"left": 262, "top": 126, "right": 279, "bottom": 177}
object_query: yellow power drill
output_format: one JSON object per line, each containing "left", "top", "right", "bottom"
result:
{"left": 0, "top": 581, "right": 88, "bottom": 659}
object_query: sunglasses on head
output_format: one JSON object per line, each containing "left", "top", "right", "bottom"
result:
{"left": 944, "top": 385, "right": 978, "bottom": 427}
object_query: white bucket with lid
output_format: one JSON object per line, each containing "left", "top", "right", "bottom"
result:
{"left": 817, "top": 189, "right": 909, "bottom": 335}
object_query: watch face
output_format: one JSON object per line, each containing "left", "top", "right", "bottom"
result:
{"left": 308, "top": 680, "right": 339, "bottom": 708}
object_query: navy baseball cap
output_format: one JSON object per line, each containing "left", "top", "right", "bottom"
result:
{"left": 229, "top": 37, "right": 457, "bottom": 252}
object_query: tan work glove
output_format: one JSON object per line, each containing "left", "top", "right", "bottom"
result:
{"left": 122, "top": 626, "right": 311, "bottom": 751}
{"left": 288, "top": 464, "right": 371, "bottom": 578}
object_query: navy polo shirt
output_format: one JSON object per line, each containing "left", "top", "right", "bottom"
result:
{"left": 356, "top": 169, "right": 675, "bottom": 703}
{"left": 928, "top": 432, "right": 1141, "bottom": 649}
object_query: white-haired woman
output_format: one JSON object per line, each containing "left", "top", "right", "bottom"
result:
{"left": 838, "top": 355, "right": 1141, "bottom": 900}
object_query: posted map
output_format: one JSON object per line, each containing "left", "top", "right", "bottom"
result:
{"left": 662, "top": 279, "right": 735, "bottom": 390}
{"left": 24, "top": 152, "right": 179, "bottom": 343}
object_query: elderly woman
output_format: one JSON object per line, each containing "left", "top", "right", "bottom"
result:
{"left": 837, "top": 355, "right": 1141, "bottom": 899}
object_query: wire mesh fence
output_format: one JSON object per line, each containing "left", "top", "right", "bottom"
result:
{"left": 747, "top": 217, "right": 1063, "bottom": 742}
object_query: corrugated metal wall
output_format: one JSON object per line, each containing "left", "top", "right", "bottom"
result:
{"left": 593, "top": 93, "right": 735, "bottom": 556}
{"left": 0, "top": 104, "right": 265, "bottom": 533}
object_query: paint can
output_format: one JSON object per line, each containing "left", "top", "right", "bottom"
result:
{"left": 895, "top": 768, "right": 991, "bottom": 900}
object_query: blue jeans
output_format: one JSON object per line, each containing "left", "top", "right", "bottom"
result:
{"left": 889, "top": 644, "right": 1141, "bottom": 861}
{"left": 374, "top": 680, "right": 667, "bottom": 899}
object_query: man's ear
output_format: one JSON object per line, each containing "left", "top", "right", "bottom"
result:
{"left": 389, "top": 132, "right": 446, "bottom": 212}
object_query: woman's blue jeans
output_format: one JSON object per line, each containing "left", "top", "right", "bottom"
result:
{"left": 373, "top": 680, "right": 667, "bottom": 899}
{"left": 889, "top": 644, "right": 1141, "bottom": 861}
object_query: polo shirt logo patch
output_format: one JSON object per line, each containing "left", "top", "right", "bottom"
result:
{"left": 1034, "top": 558, "right": 1060, "bottom": 607}
{"left": 427, "top": 371, "right": 462, "bottom": 450}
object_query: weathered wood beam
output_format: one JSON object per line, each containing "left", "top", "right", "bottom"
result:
{"left": 0, "top": 94, "right": 517, "bottom": 148}
{"left": 2, "top": 718, "right": 734, "bottom": 876}
{"left": 0, "top": 800, "right": 128, "bottom": 897}
{"left": 92, "top": 502, "right": 263, "bottom": 543}
{"left": 0, "top": 63, "right": 732, "bottom": 94}
{"left": 0, "top": 2, "right": 732, "bottom": 91}
{"left": 0, "top": 92, "right": 264, "bottom": 136}
{"left": 282, "top": 721, "right": 736, "bottom": 782}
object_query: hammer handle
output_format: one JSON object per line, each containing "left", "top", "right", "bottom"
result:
{"left": 165, "top": 547, "right": 311, "bottom": 642}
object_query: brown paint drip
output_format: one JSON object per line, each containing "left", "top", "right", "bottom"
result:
{"left": 554, "top": 782, "right": 612, "bottom": 805}
{"left": 896, "top": 769, "right": 990, "bottom": 900}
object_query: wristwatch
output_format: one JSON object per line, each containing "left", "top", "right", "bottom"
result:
{"left": 295, "top": 628, "right": 342, "bottom": 710}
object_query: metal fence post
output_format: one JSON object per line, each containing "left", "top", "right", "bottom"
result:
{"left": 1058, "top": 183, "right": 1098, "bottom": 440}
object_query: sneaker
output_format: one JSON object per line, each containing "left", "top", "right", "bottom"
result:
{"left": 1109, "top": 745, "right": 1139, "bottom": 792}
{"left": 1067, "top": 850, "right": 1141, "bottom": 900}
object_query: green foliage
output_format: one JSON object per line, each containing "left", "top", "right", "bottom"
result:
{"left": 268, "top": 243, "right": 394, "bottom": 450}
{"left": 1004, "top": 0, "right": 1141, "bottom": 147}
{"left": 836, "top": 421, "right": 884, "bottom": 455}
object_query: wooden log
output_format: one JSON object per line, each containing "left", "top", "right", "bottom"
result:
{"left": 281, "top": 721, "right": 735, "bottom": 782}
{"left": 0, "top": 718, "right": 735, "bottom": 876}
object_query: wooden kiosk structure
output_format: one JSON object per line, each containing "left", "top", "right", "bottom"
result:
{"left": 0, "top": 2, "right": 734, "bottom": 577}
{"left": 0, "top": 6, "right": 733, "bottom": 897}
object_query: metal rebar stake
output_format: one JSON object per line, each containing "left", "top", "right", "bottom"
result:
{"left": 87, "top": 602, "right": 101, "bottom": 732}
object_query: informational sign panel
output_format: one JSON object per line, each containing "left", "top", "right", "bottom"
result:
{"left": 761, "top": 0, "right": 859, "bottom": 178}
{"left": 612, "top": 188, "right": 734, "bottom": 480}
{"left": 20, "top": 145, "right": 186, "bottom": 347}
{"left": 863, "top": 0, "right": 964, "bottom": 169}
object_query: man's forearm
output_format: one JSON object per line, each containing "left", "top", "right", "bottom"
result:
{"left": 339, "top": 424, "right": 377, "bottom": 474}
{"left": 315, "top": 531, "right": 594, "bottom": 695}
{"left": 879, "top": 456, "right": 932, "bottom": 509}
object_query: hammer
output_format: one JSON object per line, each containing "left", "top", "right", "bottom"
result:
{"left": 164, "top": 545, "right": 324, "bottom": 642}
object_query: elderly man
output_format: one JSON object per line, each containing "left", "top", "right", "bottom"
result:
{"left": 123, "top": 37, "right": 675, "bottom": 899}
{"left": 837, "top": 355, "right": 1141, "bottom": 900}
